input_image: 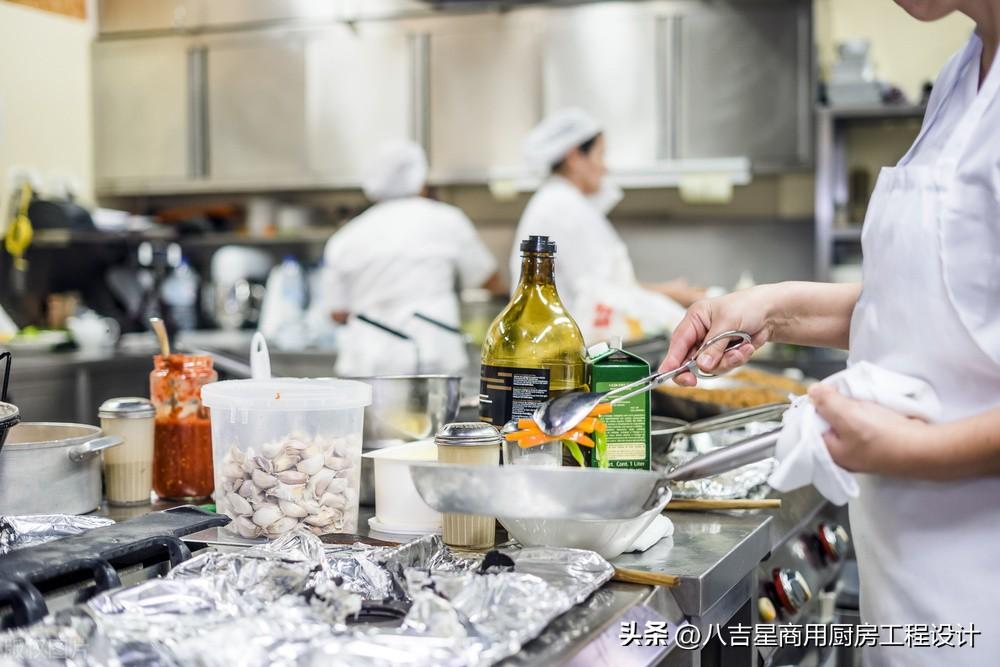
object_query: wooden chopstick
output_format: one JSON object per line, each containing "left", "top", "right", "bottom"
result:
{"left": 613, "top": 567, "right": 680, "bottom": 587}
{"left": 665, "top": 498, "right": 782, "bottom": 511}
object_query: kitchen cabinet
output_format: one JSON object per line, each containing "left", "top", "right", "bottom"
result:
{"left": 203, "top": 31, "right": 311, "bottom": 182}
{"left": 306, "top": 24, "right": 413, "bottom": 185}
{"left": 93, "top": 37, "right": 191, "bottom": 188}
{"left": 542, "top": 4, "right": 658, "bottom": 171}
{"left": 672, "top": 1, "right": 812, "bottom": 169}
{"left": 92, "top": 1, "right": 814, "bottom": 194}
{"left": 427, "top": 14, "right": 543, "bottom": 182}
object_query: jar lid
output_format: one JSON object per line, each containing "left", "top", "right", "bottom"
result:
{"left": 435, "top": 422, "right": 502, "bottom": 447}
{"left": 201, "top": 378, "right": 372, "bottom": 412}
{"left": 99, "top": 397, "right": 155, "bottom": 419}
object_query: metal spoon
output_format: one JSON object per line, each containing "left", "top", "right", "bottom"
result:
{"left": 532, "top": 330, "right": 752, "bottom": 436}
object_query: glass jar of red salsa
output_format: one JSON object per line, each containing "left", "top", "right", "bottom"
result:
{"left": 150, "top": 354, "right": 217, "bottom": 501}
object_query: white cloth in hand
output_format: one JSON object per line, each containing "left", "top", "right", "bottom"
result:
{"left": 767, "top": 361, "right": 941, "bottom": 505}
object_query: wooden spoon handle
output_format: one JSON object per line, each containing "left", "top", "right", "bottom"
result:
{"left": 666, "top": 498, "right": 782, "bottom": 511}
{"left": 613, "top": 567, "right": 680, "bottom": 587}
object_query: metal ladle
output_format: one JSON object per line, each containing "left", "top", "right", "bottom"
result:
{"left": 533, "top": 330, "right": 752, "bottom": 435}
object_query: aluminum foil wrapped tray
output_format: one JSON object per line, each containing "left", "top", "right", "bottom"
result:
{"left": 0, "top": 515, "right": 115, "bottom": 556}
{"left": 0, "top": 530, "right": 613, "bottom": 666}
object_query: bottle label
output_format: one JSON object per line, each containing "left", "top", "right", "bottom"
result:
{"left": 479, "top": 365, "right": 550, "bottom": 426}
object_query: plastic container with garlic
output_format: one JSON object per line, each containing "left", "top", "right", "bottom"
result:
{"left": 201, "top": 377, "right": 372, "bottom": 539}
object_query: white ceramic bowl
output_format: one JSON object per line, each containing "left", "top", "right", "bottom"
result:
{"left": 498, "top": 490, "right": 671, "bottom": 559}
{"left": 364, "top": 440, "right": 441, "bottom": 534}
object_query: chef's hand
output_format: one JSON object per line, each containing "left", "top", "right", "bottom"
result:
{"left": 659, "top": 286, "right": 775, "bottom": 385}
{"left": 810, "top": 384, "right": 931, "bottom": 475}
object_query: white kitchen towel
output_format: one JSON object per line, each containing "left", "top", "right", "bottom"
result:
{"left": 768, "top": 361, "right": 942, "bottom": 505}
{"left": 628, "top": 515, "right": 674, "bottom": 553}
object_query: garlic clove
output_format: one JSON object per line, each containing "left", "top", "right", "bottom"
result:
{"left": 320, "top": 492, "right": 346, "bottom": 510}
{"left": 325, "top": 456, "right": 351, "bottom": 471}
{"left": 252, "top": 504, "right": 283, "bottom": 527}
{"left": 234, "top": 516, "right": 261, "bottom": 539}
{"left": 276, "top": 470, "right": 308, "bottom": 485}
{"left": 297, "top": 454, "right": 325, "bottom": 476}
{"left": 227, "top": 492, "right": 253, "bottom": 516}
{"left": 222, "top": 462, "right": 245, "bottom": 480}
{"left": 251, "top": 469, "right": 278, "bottom": 490}
{"left": 279, "top": 500, "right": 308, "bottom": 518}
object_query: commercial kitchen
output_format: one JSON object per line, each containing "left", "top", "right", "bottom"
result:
{"left": 0, "top": 1, "right": 996, "bottom": 666}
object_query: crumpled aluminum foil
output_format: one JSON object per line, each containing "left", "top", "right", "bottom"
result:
{"left": 0, "top": 515, "right": 115, "bottom": 555}
{"left": 0, "top": 530, "right": 613, "bottom": 667}
{"left": 656, "top": 421, "right": 779, "bottom": 499}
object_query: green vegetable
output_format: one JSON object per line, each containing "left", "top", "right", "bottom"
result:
{"left": 593, "top": 429, "right": 609, "bottom": 469}
{"left": 563, "top": 439, "right": 586, "bottom": 467}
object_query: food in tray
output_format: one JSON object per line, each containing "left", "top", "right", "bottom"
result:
{"left": 217, "top": 432, "right": 360, "bottom": 539}
{"left": 730, "top": 368, "right": 809, "bottom": 395}
{"left": 655, "top": 367, "right": 808, "bottom": 409}
{"left": 504, "top": 403, "right": 611, "bottom": 468}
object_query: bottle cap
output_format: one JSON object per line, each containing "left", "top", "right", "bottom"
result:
{"left": 520, "top": 235, "right": 557, "bottom": 254}
{"left": 435, "top": 422, "right": 502, "bottom": 447}
{"left": 98, "top": 397, "right": 155, "bottom": 419}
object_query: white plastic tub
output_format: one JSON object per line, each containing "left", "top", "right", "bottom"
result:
{"left": 363, "top": 440, "right": 441, "bottom": 535}
{"left": 202, "top": 377, "right": 372, "bottom": 539}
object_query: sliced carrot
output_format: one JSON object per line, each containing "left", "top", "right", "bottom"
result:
{"left": 593, "top": 420, "right": 607, "bottom": 433}
{"left": 505, "top": 430, "right": 541, "bottom": 442}
{"left": 574, "top": 417, "right": 598, "bottom": 433}
{"left": 517, "top": 418, "right": 540, "bottom": 431}
{"left": 517, "top": 433, "right": 561, "bottom": 448}
{"left": 564, "top": 431, "right": 595, "bottom": 448}
{"left": 588, "top": 403, "right": 613, "bottom": 416}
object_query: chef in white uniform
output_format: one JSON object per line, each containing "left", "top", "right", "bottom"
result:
{"left": 511, "top": 108, "right": 700, "bottom": 342}
{"left": 316, "top": 140, "right": 500, "bottom": 377}
{"left": 661, "top": 3, "right": 1000, "bottom": 665}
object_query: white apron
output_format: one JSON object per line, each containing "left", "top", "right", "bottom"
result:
{"left": 848, "top": 36, "right": 1000, "bottom": 666}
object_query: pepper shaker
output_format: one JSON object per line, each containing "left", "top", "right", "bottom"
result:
{"left": 98, "top": 397, "right": 155, "bottom": 506}
{"left": 435, "top": 422, "right": 501, "bottom": 549}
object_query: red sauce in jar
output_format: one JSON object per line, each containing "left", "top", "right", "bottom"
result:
{"left": 151, "top": 354, "right": 216, "bottom": 500}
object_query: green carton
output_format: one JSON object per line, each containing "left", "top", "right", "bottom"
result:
{"left": 586, "top": 342, "right": 651, "bottom": 470}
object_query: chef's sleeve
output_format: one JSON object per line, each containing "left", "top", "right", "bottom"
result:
{"left": 451, "top": 210, "right": 498, "bottom": 289}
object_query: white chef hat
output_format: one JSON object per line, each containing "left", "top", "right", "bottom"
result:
{"left": 522, "top": 108, "right": 602, "bottom": 171}
{"left": 362, "top": 140, "right": 428, "bottom": 202}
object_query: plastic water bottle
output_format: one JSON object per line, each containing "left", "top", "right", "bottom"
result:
{"left": 161, "top": 258, "right": 200, "bottom": 331}
{"left": 259, "top": 256, "right": 307, "bottom": 348}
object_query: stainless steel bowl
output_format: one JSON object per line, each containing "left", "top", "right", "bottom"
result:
{"left": 352, "top": 375, "right": 461, "bottom": 505}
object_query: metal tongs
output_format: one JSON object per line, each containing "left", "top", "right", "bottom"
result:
{"left": 533, "top": 330, "right": 752, "bottom": 435}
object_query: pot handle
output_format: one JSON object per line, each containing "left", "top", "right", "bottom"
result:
{"left": 67, "top": 435, "right": 124, "bottom": 462}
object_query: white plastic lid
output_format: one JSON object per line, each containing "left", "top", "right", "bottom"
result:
{"left": 201, "top": 377, "right": 372, "bottom": 412}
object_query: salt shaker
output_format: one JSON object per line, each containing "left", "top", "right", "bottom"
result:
{"left": 98, "top": 397, "right": 155, "bottom": 506}
{"left": 435, "top": 422, "right": 501, "bottom": 549}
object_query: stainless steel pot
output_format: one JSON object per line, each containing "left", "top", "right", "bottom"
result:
{"left": 352, "top": 375, "right": 462, "bottom": 505}
{"left": 0, "top": 423, "right": 123, "bottom": 515}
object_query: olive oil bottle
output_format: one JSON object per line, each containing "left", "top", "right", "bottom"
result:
{"left": 479, "top": 235, "right": 587, "bottom": 427}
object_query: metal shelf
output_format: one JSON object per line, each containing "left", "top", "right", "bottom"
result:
{"left": 30, "top": 228, "right": 334, "bottom": 249}
{"left": 813, "top": 104, "right": 923, "bottom": 281}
